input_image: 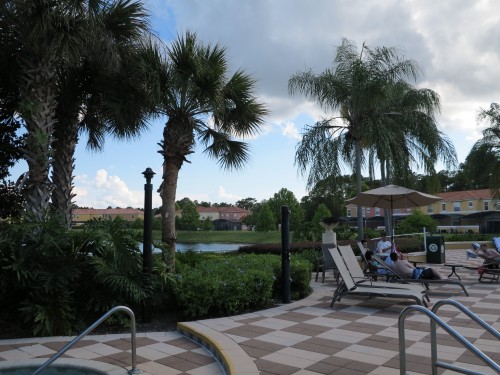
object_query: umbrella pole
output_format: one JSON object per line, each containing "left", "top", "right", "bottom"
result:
{"left": 390, "top": 198, "right": 394, "bottom": 250}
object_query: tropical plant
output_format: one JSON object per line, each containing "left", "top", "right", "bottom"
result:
{"left": 255, "top": 202, "right": 275, "bottom": 232}
{"left": 1, "top": 0, "right": 89, "bottom": 221}
{"left": 51, "top": 1, "right": 160, "bottom": 228}
{"left": 155, "top": 31, "right": 268, "bottom": 268}
{"left": 476, "top": 102, "right": 500, "bottom": 198}
{"left": 289, "top": 38, "right": 456, "bottom": 240}
{"left": 0, "top": 0, "right": 160, "bottom": 225}
{"left": 311, "top": 203, "right": 332, "bottom": 241}
{"left": 396, "top": 209, "right": 437, "bottom": 234}
{"left": 267, "top": 188, "right": 304, "bottom": 231}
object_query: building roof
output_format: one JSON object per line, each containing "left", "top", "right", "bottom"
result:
{"left": 434, "top": 189, "right": 493, "bottom": 201}
{"left": 73, "top": 208, "right": 143, "bottom": 215}
{"left": 196, "top": 206, "right": 250, "bottom": 214}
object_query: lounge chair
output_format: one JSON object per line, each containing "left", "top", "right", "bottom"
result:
{"left": 369, "top": 253, "right": 470, "bottom": 296}
{"left": 328, "top": 247, "right": 427, "bottom": 308}
{"left": 315, "top": 243, "right": 339, "bottom": 283}
{"left": 338, "top": 245, "right": 429, "bottom": 300}
{"left": 466, "top": 254, "right": 500, "bottom": 283}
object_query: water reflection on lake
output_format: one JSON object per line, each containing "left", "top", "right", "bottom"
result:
{"left": 176, "top": 243, "right": 248, "bottom": 252}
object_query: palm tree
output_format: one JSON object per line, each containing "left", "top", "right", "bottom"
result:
{"left": 0, "top": 0, "right": 157, "bottom": 223}
{"left": 50, "top": 1, "right": 159, "bottom": 228}
{"left": 288, "top": 38, "right": 455, "bottom": 240}
{"left": 364, "top": 81, "right": 457, "bottom": 233}
{"left": 156, "top": 32, "right": 268, "bottom": 266}
{"left": 477, "top": 102, "right": 500, "bottom": 198}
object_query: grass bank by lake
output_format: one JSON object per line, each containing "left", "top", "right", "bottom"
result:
{"left": 153, "top": 230, "right": 282, "bottom": 244}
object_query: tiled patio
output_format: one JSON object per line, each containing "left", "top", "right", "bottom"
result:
{"left": 1, "top": 249, "right": 499, "bottom": 375}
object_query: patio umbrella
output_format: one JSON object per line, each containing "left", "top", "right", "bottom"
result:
{"left": 345, "top": 184, "right": 442, "bottom": 244}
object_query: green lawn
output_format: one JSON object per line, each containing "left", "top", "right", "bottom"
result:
{"left": 152, "top": 230, "right": 282, "bottom": 244}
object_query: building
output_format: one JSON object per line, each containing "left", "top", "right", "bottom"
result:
{"left": 72, "top": 208, "right": 144, "bottom": 226}
{"left": 171, "top": 206, "right": 251, "bottom": 230}
{"left": 345, "top": 188, "right": 500, "bottom": 233}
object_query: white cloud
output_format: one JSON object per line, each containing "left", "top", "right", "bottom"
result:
{"left": 279, "top": 121, "right": 301, "bottom": 140}
{"left": 73, "top": 169, "right": 162, "bottom": 209}
{"left": 216, "top": 186, "right": 241, "bottom": 203}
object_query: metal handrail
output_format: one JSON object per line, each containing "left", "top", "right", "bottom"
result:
{"left": 431, "top": 299, "right": 500, "bottom": 339}
{"left": 32, "top": 306, "right": 141, "bottom": 375}
{"left": 398, "top": 305, "right": 499, "bottom": 375}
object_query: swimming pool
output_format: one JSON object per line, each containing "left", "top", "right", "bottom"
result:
{"left": 0, "top": 359, "right": 128, "bottom": 375}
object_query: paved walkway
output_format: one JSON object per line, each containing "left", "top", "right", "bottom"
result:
{"left": 1, "top": 250, "right": 499, "bottom": 375}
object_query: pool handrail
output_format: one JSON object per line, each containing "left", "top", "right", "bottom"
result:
{"left": 398, "top": 304, "right": 499, "bottom": 375}
{"left": 431, "top": 299, "right": 500, "bottom": 339}
{"left": 32, "top": 306, "right": 140, "bottom": 375}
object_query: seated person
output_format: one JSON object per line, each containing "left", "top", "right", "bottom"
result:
{"left": 388, "top": 252, "right": 444, "bottom": 280}
{"left": 376, "top": 233, "right": 392, "bottom": 256}
{"left": 363, "top": 250, "right": 379, "bottom": 273}
{"left": 466, "top": 243, "right": 480, "bottom": 259}
{"left": 476, "top": 243, "right": 500, "bottom": 263}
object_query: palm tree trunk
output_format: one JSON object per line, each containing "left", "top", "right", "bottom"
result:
{"left": 355, "top": 141, "right": 364, "bottom": 240}
{"left": 380, "top": 160, "right": 391, "bottom": 235}
{"left": 160, "top": 157, "right": 179, "bottom": 271}
{"left": 19, "top": 55, "right": 58, "bottom": 221}
{"left": 51, "top": 119, "right": 78, "bottom": 228}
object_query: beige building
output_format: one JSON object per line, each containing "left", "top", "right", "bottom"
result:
{"left": 72, "top": 208, "right": 144, "bottom": 226}
{"left": 346, "top": 188, "right": 500, "bottom": 233}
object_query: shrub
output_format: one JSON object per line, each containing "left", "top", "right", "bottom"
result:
{"left": 172, "top": 253, "right": 314, "bottom": 320}
{"left": 173, "top": 254, "right": 277, "bottom": 319}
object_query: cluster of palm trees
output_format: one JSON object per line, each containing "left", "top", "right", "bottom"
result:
{"left": 1, "top": 0, "right": 268, "bottom": 265}
{"left": 3, "top": 1, "right": 496, "bottom": 255}
{"left": 289, "top": 39, "right": 458, "bottom": 240}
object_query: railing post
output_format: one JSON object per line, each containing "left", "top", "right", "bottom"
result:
{"left": 281, "top": 205, "right": 291, "bottom": 303}
{"left": 142, "top": 168, "right": 155, "bottom": 323}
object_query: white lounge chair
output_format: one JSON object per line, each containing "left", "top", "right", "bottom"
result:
{"left": 328, "top": 247, "right": 427, "bottom": 308}
{"left": 338, "top": 245, "right": 429, "bottom": 300}
{"left": 368, "top": 252, "right": 470, "bottom": 296}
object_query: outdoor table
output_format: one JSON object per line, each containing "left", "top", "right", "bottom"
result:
{"left": 444, "top": 263, "right": 464, "bottom": 280}
{"left": 410, "top": 260, "right": 425, "bottom": 268}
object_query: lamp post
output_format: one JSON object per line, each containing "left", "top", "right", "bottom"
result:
{"left": 142, "top": 167, "right": 155, "bottom": 323}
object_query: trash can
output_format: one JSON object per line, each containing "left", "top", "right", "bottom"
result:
{"left": 426, "top": 235, "right": 446, "bottom": 264}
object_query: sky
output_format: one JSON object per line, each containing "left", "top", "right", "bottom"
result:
{"left": 9, "top": 0, "right": 500, "bottom": 209}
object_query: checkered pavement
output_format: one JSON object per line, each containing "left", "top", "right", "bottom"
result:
{"left": 1, "top": 249, "right": 499, "bottom": 375}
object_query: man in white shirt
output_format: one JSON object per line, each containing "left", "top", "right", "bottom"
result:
{"left": 376, "top": 233, "right": 392, "bottom": 256}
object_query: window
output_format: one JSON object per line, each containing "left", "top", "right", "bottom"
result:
{"left": 347, "top": 209, "right": 351, "bottom": 217}
{"left": 468, "top": 201, "right": 473, "bottom": 208}
{"left": 427, "top": 205, "right": 433, "bottom": 213}
{"left": 441, "top": 203, "right": 446, "bottom": 211}
{"left": 234, "top": 213, "right": 237, "bottom": 219}
{"left": 395, "top": 208, "right": 401, "bottom": 214}
{"left": 375, "top": 208, "right": 381, "bottom": 216}
{"left": 453, "top": 201, "right": 460, "bottom": 212}
{"left": 484, "top": 201, "right": 489, "bottom": 211}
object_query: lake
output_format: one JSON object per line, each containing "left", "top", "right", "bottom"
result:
{"left": 176, "top": 242, "right": 247, "bottom": 252}
{"left": 139, "top": 242, "right": 248, "bottom": 253}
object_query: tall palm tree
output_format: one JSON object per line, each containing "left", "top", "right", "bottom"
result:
{"left": 477, "top": 102, "right": 500, "bottom": 199}
{"left": 156, "top": 32, "right": 268, "bottom": 266}
{"left": 0, "top": 0, "right": 157, "bottom": 223}
{"left": 362, "top": 81, "right": 457, "bottom": 233}
{"left": 288, "top": 38, "right": 454, "bottom": 240}
{"left": 50, "top": 1, "right": 158, "bottom": 228}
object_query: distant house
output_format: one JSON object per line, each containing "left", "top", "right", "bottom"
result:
{"left": 72, "top": 208, "right": 144, "bottom": 226}
{"left": 345, "top": 188, "right": 499, "bottom": 233}
{"left": 171, "top": 206, "right": 249, "bottom": 230}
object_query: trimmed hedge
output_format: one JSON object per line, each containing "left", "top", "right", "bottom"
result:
{"left": 173, "top": 253, "right": 312, "bottom": 320}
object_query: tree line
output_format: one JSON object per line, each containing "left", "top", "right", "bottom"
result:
{"left": 1, "top": 1, "right": 498, "bottom": 261}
